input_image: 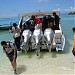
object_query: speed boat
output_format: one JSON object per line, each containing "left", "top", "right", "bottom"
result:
{"left": 0, "top": 25, "right": 12, "bottom": 30}
{"left": 18, "top": 11, "right": 65, "bottom": 52}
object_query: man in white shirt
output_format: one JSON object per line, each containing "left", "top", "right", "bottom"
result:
{"left": 12, "top": 23, "right": 21, "bottom": 51}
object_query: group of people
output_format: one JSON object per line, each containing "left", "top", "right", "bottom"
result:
{"left": 22, "top": 12, "right": 60, "bottom": 33}
{"left": 0, "top": 18, "right": 24, "bottom": 74}
{"left": 42, "top": 12, "right": 60, "bottom": 32}
{"left": 1, "top": 23, "right": 21, "bottom": 74}
{"left": 0, "top": 12, "right": 65, "bottom": 74}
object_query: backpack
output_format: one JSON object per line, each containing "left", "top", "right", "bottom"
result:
{"left": 3, "top": 41, "right": 14, "bottom": 50}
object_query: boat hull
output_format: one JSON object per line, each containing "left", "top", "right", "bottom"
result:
{"left": 0, "top": 26, "right": 12, "bottom": 30}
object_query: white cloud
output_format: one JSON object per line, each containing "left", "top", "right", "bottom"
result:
{"left": 56, "top": 4, "right": 60, "bottom": 6}
{"left": 37, "top": 0, "right": 49, "bottom": 2}
{"left": 0, "top": 13, "right": 17, "bottom": 18}
{"left": 64, "top": 7, "right": 75, "bottom": 12}
{"left": 53, "top": 8, "right": 61, "bottom": 11}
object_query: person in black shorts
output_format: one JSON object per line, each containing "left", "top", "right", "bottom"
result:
{"left": 1, "top": 41, "right": 17, "bottom": 74}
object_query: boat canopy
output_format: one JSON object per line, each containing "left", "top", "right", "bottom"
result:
{"left": 18, "top": 11, "right": 60, "bottom": 17}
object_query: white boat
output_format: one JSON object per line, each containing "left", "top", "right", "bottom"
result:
{"left": 0, "top": 25, "right": 12, "bottom": 30}
{"left": 18, "top": 11, "right": 65, "bottom": 52}
{"left": 53, "top": 24, "right": 65, "bottom": 51}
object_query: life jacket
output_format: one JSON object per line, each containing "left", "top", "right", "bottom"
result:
{"left": 72, "top": 35, "right": 75, "bottom": 55}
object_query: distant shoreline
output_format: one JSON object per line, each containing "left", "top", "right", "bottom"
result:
{"left": 68, "top": 12, "right": 75, "bottom": 15}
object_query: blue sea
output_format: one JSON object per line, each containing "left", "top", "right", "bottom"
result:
{"left": 0, "top": 13, "right": 75, "bottom": 74}
{"left": 0, "top": 13, "right": 75, "bottom": 48}
{"left": 0, "top": 17, "right": 19, "bottom": 26}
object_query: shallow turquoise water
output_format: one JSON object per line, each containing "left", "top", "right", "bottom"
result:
{"left": 0, "top": 14, "right": 75, "bottom": 56}
{"left": 0, "top": 14, "right": 75, "bottom": 74}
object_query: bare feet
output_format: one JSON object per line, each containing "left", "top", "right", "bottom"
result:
{"left": 14, "top": 70, "right": 17, "bottom": 74}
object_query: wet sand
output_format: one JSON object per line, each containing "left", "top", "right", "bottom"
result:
{"left": 0, "top": 36, "right": 75, "bottom": 75}
{"left": 0, "top": 46, "right": 75, "bottom": 75}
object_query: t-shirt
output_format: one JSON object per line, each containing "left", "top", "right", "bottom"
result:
{"left": 12, "top": 26, "right": 20, "bottom": 38}
{"left": 35, "top": 17, "right": 42, "bottom": 24}
{"left": 3, "top": 43, "right": 15, "bottom": 54}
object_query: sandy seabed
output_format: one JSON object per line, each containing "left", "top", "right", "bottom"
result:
{"left": 0, "top": 46, "right": 75, "bottom": 75}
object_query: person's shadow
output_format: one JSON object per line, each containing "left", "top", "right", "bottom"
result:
{"left": 17, "top": 65, "right": 26, "bottom": 74}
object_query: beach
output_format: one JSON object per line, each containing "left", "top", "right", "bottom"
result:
{"left": 0, "top": 14, "right": 75, "bottom": 75}
{"left": 0, "top": 47, "right": 75, "bottom": 75}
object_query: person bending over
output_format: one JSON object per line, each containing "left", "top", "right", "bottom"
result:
{"left": 1, "top": 41, "right": 17, "bottom": 74}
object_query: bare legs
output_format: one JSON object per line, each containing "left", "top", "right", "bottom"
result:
{"left": 10, "top": 58, "right": 17, "bottom": 74}
{"left": 11, "top": 59, "right": 16, "bottom": 70}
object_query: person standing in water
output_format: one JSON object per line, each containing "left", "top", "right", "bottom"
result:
{"left": 1, "top": 41, "right": 17, "bottom": 74}
{"left": 12, "top": 23, "right": 21, "bottom": 51}
{"left": 72, "top": 27, "right": 75, "bottom": 62}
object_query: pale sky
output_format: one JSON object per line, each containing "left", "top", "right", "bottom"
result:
{"left": 0, "top": 0, "right": 74, "bottom": 17}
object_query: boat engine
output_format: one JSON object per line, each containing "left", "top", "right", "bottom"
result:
{"left": 44, "top": 28, "right": 54, "bottom": 52}
{"left": 22, "top": 29, "right": 32, "bottom": 52}
{"left": 32, "top": 29, "right": 43, "bottom": 56}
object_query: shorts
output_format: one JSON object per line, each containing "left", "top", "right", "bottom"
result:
{"left": 8, "top": 51, "right": 17, "bottom": 62}
{"left": 72, "top": 50, "right": 75, "bottom": 56}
